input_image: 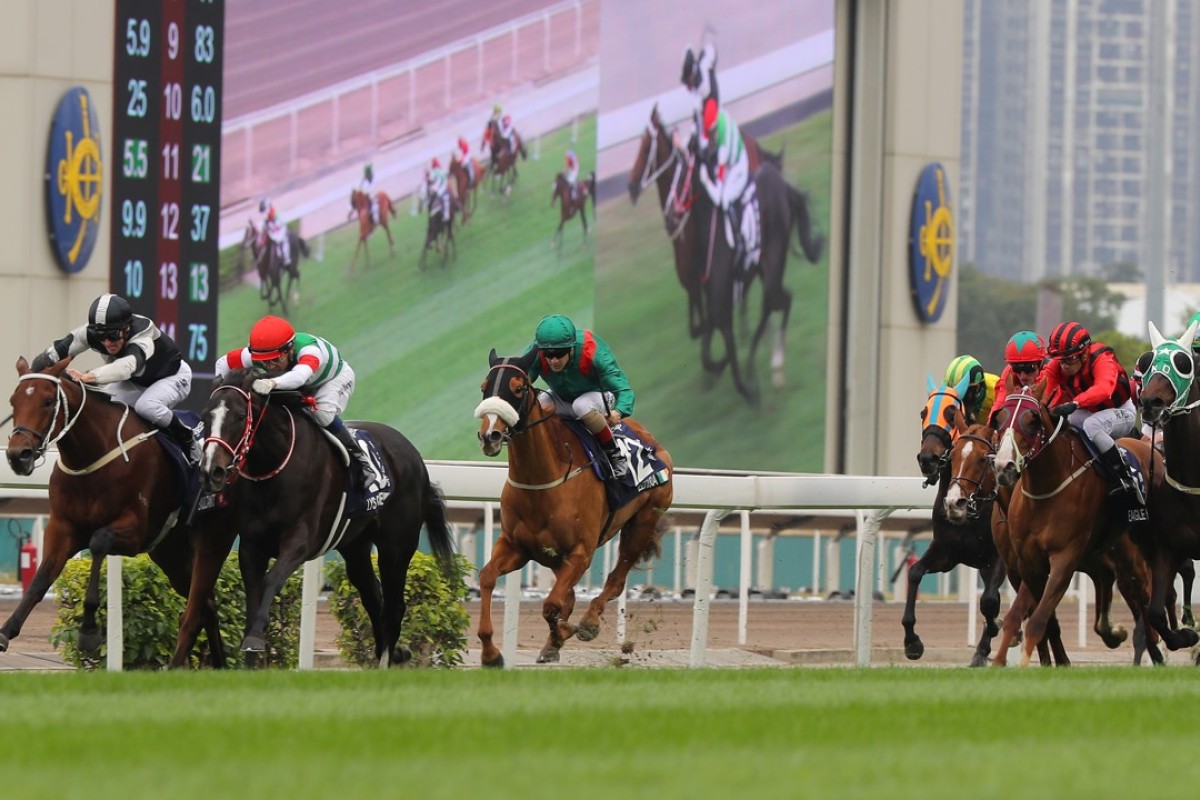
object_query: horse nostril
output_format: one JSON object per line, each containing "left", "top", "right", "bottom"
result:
{"left": 487, "top": 431, "right": 502, "bottom": 445}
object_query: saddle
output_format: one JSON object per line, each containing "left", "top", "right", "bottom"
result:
{"left": 1074, "top": 433, "right": 1148, "bottom": 512}
{"left": 559, "top": 418, "right": 671, "bottom": 512}
{"left": 321, "top": 427, "right": 395, "bottom": 517}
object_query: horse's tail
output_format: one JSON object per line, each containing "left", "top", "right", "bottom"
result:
{"left": 588, "top": 172, "right": 597, "bottom": 219}
{"left": 786, "top": 183, "right": 825, "bottom": 264}
{"left": 422, "top": 480, "right": 456, "bottom": 577}
{"left": 518, "top": 134, "right": 528, "bottom": 160}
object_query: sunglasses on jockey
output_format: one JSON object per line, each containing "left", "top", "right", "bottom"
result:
{"left": 88, "top": 324, "right": 127, "bottom": 342}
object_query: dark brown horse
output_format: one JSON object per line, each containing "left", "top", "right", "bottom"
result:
{"left": 992, "top": 383, "right": 1162, "bottom": 665}
{"left": 3, "top": 357, "right": 226, "bottom": 664}
{"left": 473, "top": 349, "right": 674, "bottom": 666}
{"left": 551, "top": 170, "right": 595, "bottom": 251}
{"left": 449, "top": 156, "right": 481, "bottom": 224}
{"left": 239, "top": 220, "right": 308, "bottom": 316}
{"left": 348, "top": 189, "right": 395, "bottom": 273}
{"left": 1133, "top": 322, "right": 1200, "bottom": 653}
{"left": 903, "top": 380, "right": 1008, "bottom": 666}
{"left": 482, "top": 119, "right": 526, "bottom": 197}
{"left": 170, "top": 369, "right": 455, "bottom": 668}
{"left": 418, "top": 183, "right": 458, "bottom": 271}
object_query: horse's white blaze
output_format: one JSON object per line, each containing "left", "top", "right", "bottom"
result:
{"left": 994, "top": 428, "right": 1018, "bottom": 473}
{"left": 201, "top": 399, "right": 229, "bottom": 471}
{"left": 944, "top": 440, "right": 973, "bottom": 509}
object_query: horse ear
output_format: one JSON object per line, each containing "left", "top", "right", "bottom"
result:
{"left": 1181, "top": 320, "right": 1199, "bottom": 351}
{"left": 926, "top": 374, "right": 936, "bottom": 395}
{"left": 953, "top": 373, "right": 971, "bottom": 399}
{"left": 488, "top": 348, "right": 499, "bottom": 367}
{"left": 16, "top": 356, "right": 29, "bottom": 375}
{"left": 1148, "top": 320, "right": 1166, "bottom": 348}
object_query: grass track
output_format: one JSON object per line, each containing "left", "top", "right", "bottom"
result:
{"left": 5, "top": 667, "right": 1197, "bottom": 799}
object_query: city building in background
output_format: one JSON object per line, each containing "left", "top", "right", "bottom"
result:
{"left": 960, "top": 0, "right": 1198, "bottom": 303}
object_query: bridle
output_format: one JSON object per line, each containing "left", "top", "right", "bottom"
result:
{"left": 480, "top": 360, "right": 550, "bottom": 443}
{"left": 635, "top": 118, "right": 695, "bottom": 241}
{"left": 994, "top": 391, "right": 1079, "bottom": 498}
{"left": 918, "top": 388, "right": 963, "bottom": 486}
{"left": 204, "top": 384, "right": 296, "bottom": 483}
{"left": 947, "top": 432, "right": 998, "bottom": 518}
{"left": 10, "top": 372, "right": 82, "bottom": 460}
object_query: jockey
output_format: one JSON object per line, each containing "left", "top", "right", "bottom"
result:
{"left": 454, "top": 135, "right": 475, "bottom": 185}
{"left": 498, "top": 112, "right": 518, "bottom": 157}
{"left": 258, "top": 198, "right": 291, "bottom": 265}
{"left": 943, "top": 355, "right": 998, "bottom": 424}
{"left": 31, "top": 293, "right": 201, "bottom": 464}
{"left": 358, "top": 163, "right": 379, "bottom": 224}
{"left": 524, "top": 314, "right": 633, "bottom": 480}
{"left": 991, "top": 331, "right": 1048, "bottom": 412}
{"left": 564, "top": 149, "right": 580, "bottom": 199}
{"left": 1042, "top": 321, "right": 1141, "bottom": 502}
{"left": 428, "top": 158, "right": 452, "bottom": 223}
{"left": 697, "top": 103, "right": 760, "bottom": 272}
{"left": 681, "top": 42, "right": 718, "bottom": 150}
{"left": 214, "top": 315, "right": 373, "bottom": 492}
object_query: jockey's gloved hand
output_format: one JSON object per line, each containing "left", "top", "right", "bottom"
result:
{"left": 251, "top": 378, "right": 276, "bottom": 395}
{"left": 1049, "top": 401, "right": 1078, "bottom": 419}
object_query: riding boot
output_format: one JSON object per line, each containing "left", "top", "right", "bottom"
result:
{"left": 601, "top": 437, "right": 630, "bottom": 481}
{"left": 1100, "top": 446, "right": 1144, "bottom": 504}
{"left": 167, "top": 414, "right": 202, "bottom": 466}
{"left": 326, "top": 418, "right": 372, "bottom": 492}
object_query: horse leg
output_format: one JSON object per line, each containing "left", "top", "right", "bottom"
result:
{"left": 1087, "top": 565, "right": 1128, "bottom": 648}
{"left": 899, "top": 549, "right": 936, "bottom": 661}
{"left": 373, "top": 530, "right": 420, "bottom": 668}
{"left": 241, "top": 540, "right": 310, "bottom": 664}
{"left": 719, "top": 322, "right": 760, "bottom": 407}
{"left": 770, "top": 289, "right": 792, "bottom": 389}
{"left": 577, "top": 514, "right": 663, "bottom": 642}
{"left": 991, "top": 582, "right": 1028, "bottom": 667}
{"left": 1045, "top": 612, "right": 1070, "bottom": 666}
{"left": 1181, "top": 558, "right": 1196, "bottom": 628}
{"left": 477, "top": 536, "right": 529, "bottom": 668}
{"left": 340, "top": 537, "right": 394, "bottom": 665}
{"left": 538, "top": 547, "right": 593, "bottom": 663}
{"left": 1021, "top": 554, "right": 1078, "bottom": 666}
{"left": 969, "top": 557, "right": 1006, "bottom": 667}
{"left": 1108, "top": 539, "right": 1162, "bottom": 665}
{"left": 554, "top": 220, "right": 564, "bottom": 252}
{"left": 383, "top": 223, "right": 395, "bottom": 257}
{"left": 78, "top": 528, "right": 119, "bottom": 655}
{"left": 168, "top": 516, "right": 237, "bottom": 669}
{"left": 1143, "top": 546, "right": 1199, "bottom": 651}
{"left": 0, "top": 522, "right": 80, "bottom": 652}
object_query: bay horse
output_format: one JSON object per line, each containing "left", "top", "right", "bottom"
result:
{"left": 992, "top": 383, "right": 1163, "bottom": 665}
{"left": 239, "top": 220, "right": 308, "bottom": 316}
{"left": 904, "top": 378, "right": 1009, "bottom": 666}
{"left": 1133, "top": 320, "right": 1200, "bottom": 654}
{"left": 418, "top": 185, "right": 458, "bottom": 271}
{"left": 473, "top": 349, "right": 674, "bottom": 666}
{"left": 449, "top": 156, "right": 480, "bottom": 224}
{"left": 3, "top": 356, "right": 227, "bottom": 665}
{"left": 169, "top": 368, "right": 455, "bottom": 668}
{"left": 347, "top": 188, "right": 395, "bottom": 273}
{"left": 551, "top": 170, "right": 595, "bottom": 251}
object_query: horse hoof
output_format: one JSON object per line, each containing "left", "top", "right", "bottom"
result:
{"left": 1180, "top": 628, "right": 1200, "bottom": 649}
{"left": 968, "top": 653, "right": 988, "bottom": 668}
{"left": 241, "top": 635, "right": 266, "bottom": 654}
{"left": 79, "top": 629, "right": 103, "bottom": 654}
{"left": 481, "top": 654, "right": 505, "bottom": 669}
{"left": 576, "top": 622, "right": 600, "bottom": 642}
{"left": 904, "top": 639, "right": 925, "bottom": 661}
{"left": 1099, "top": 627, "right": 1128, "bottom": 649}
{"left": 0, "top": 632, "right": 8, "bottom": 653}
{"left": 536, "top": 649, "right": 560, "bottom": 664}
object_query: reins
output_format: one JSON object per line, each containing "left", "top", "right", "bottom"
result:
{"left": 204, "top": 385, "right": 296, "bottom": 483}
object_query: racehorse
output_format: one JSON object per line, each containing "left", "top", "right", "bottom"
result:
{"left": 239, "top": 220, "right": 308, "bottom": 317}
{"left": 904, "top": 379, "right": 1009, "bottom": 666}
{"left": 348, "top": 189, "right": 396, "bottom": 273}
{"left": 473, "top": 349, "right": 674, "bottom": 666}
{"left": 3, "top": 356, "right": 227, "bottom": 665}
{"left": 449, "top": 156, "right": 481, "bottom": 224}
{"left": 551, "top": 170, "right": 595, "bottom": 251}
{"left": 992, "top": 383, "right": 1163, "bottom": 665}
{"left": 418, "top": 183, "right": 458, "bottom": 271}
{"left": 169, "top": 368, "right": 455, "bottom": 668}
{"left": 482, "top": 119, "right": 526, "bottom": 198}
{"left": 1133, "top": 321, "right": 1200, "bottom": 654}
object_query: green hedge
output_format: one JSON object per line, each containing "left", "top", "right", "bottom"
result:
{"left": 51, "top": 553, "right": 302, "bottom": 670}
{"left": 325, "top": 551, "right": 473, "bottom": 668}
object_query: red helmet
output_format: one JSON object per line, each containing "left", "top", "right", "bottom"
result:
{"left": 702, "top": 98, "right": 719, "bottom": 133}
{"left": 431, "top": 157, "right": 441, "bottom": 169}
{"left": 1048, "top": 321, "right": 1090, "bottom": 357}
{"left": 248, "top": 315, "right": 295, "bottom": 361}
{"left": 1005, "top": 330, "right": 1046, "bottom": 364}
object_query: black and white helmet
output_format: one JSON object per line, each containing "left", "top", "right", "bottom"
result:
{"left": 87, "top": 294, "right": 132, "bottom": 336}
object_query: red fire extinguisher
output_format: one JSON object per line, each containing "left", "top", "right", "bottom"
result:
{"left": 19, "top": 539, "right": 38, "bottom": 594}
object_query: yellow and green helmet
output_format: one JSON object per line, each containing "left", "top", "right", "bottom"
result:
{"left": 944, "top": 355, "right": 984, "bottom": 391}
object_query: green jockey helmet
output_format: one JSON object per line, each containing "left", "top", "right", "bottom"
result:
{"left": 944, "top": 355, "right": 984, "bottom": 392}
{"left": 534, "top": 314, "right": 576, "bottom": 349}
{"left": 1188, "top": 312, "right": 1200, "bottom": 352}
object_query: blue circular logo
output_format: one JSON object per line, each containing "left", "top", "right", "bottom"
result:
{"left": 44, "top": 87, "right": 103, "bottom": 274}
{"left": 908, "top": 162, "right": 954, "bottom": 323}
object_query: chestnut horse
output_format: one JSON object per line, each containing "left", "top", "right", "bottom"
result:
{"left": 903, "top": 378, "right": 1008, "bottom": 666}
{"left": 2, "top": 357, "right": 226, "bottom": 664}
{"left": 170, "top": 369, "right": 455, "bottom": 667}
{"left": 348, "top": 189, "right": 395, "bottom": 273}
{"left": 992, "top": 384, "right": 1162, "bottom": 665}
{"left": 449, "top": 156, "right": 480, "bottom": 224}
{"left": 1133, "top": 321, "right": 1200, "bottom": 653}
{"left": 551, "top": 170, "right": 595, "bottom": 251}
{"left": 482, "top": 119, "right": 526, "bottom": 197}
{"left": 473, "top": 349, "right": 674, "bottom": 667}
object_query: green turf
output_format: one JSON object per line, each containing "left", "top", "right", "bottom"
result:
{"left": 597, "top": 110, "right": 833, "bottom": 471}
{"left": 2, "top": 667, "right": 1195, "bottom": 798}
{"left": 218, "top": 119, "right": 597, "bottom": 461}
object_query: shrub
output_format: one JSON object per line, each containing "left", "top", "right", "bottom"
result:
{"left": 326, "top": 551, "right": 472, "bottom": 668}
{"left": 51, "top": 553, "right": 302, "bottom": 670}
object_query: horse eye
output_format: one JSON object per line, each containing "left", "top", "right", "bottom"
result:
{"left": 945, "top": 407, "right": 957, "bottom": 423}
{"left": 1174, "top": 351, "right": 1193, "bottom": 375}
{"left": 919, "top": 408, "right": 928, "bottom": 421}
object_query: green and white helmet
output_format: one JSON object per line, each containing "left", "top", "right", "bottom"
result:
{"left": 1186, "top": 312, "right": 1200, "bottom": 353}
{"left": 534, "top": 314, "right": 576, "bottom": 349}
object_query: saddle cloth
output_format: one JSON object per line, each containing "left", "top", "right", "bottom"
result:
{"left": 560, "top": 418, "right": 671, "bottom": 512}
{"left": 335, "top": 428, "right": 395, "bottom": 518}
{"left": 1075, "top": 433, "right": 1148, "bottom": 512}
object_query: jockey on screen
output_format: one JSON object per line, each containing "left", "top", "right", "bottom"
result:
{"left": 697, "top": 103, "right": 760, "bottom": 273}
{"left": 31, "top": 293, "right": 201, "bottom": 464}
{"left": 215, "top": 315, "right": 374, "bottom": 492}
{"left": 454, "top": 135, "right": 475, "bottom": 185}
{"left": 524, "top": 314, "right": 633, "bottom": 481}
{"left": 564, "top": 149, "right": 580, "bottom": 200}
{"left": 428, "top": 158, "right": 452, "bottom": 224}
{"left": 681, "top": 41, "right": 718, "bottom": 151}
{"left": 258, "top": 198, "right": 291, "bottom": 265}
{"left": 357, "top": 163, "right": 379, "bottom": 224}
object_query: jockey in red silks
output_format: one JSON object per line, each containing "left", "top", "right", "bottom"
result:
{"left": 991, "top": 331, "right": 1048, "bottom": 412}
